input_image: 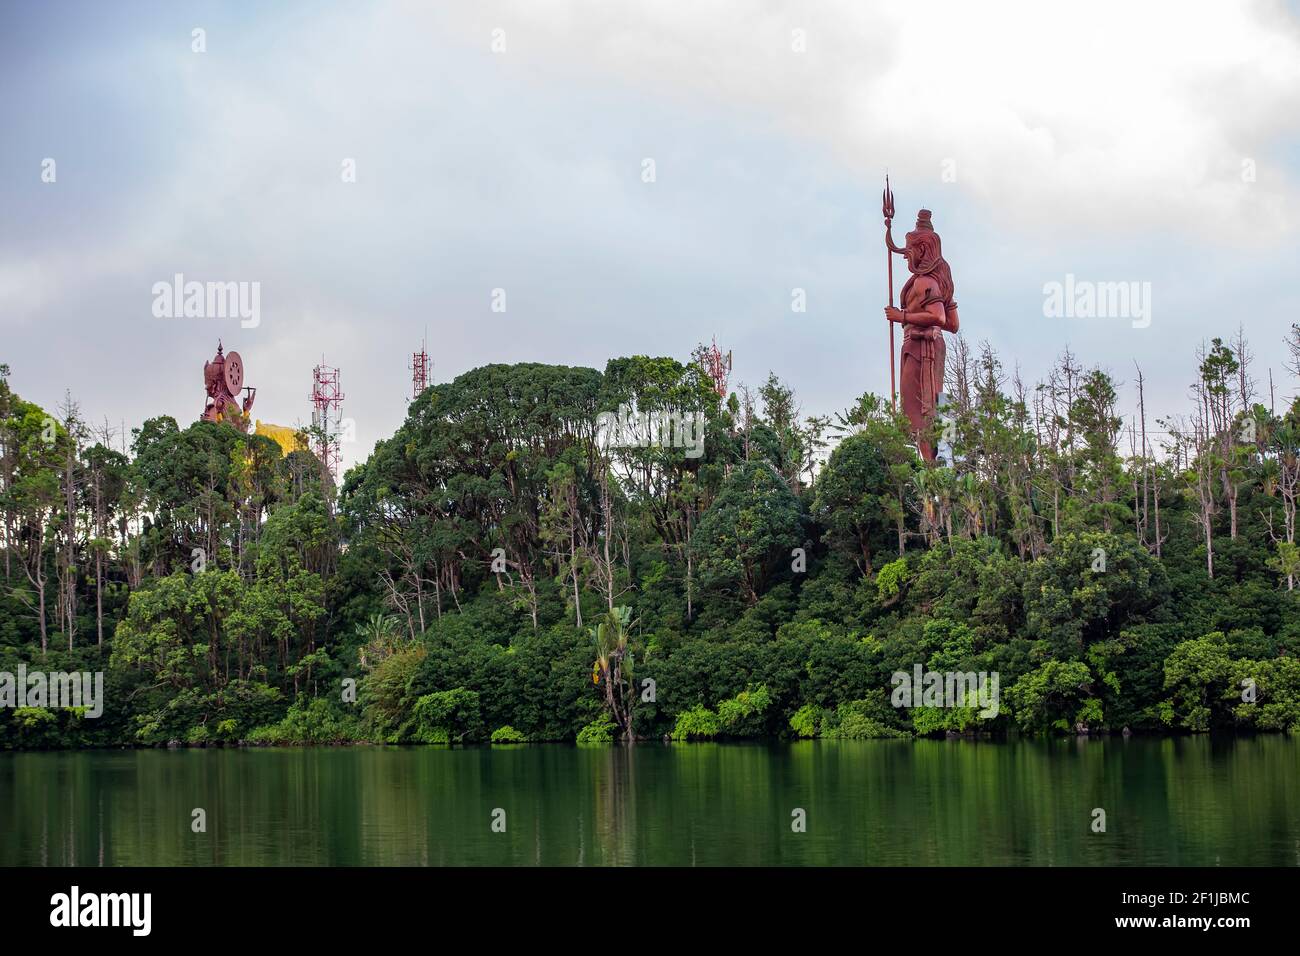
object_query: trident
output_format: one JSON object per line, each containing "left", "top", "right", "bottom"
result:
{"left": 882, "top": 174, "right": 897, "bottom": 411}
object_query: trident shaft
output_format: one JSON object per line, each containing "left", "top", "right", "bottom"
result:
{"left": 883, "top": 175, "right": 897, "bottom": 411}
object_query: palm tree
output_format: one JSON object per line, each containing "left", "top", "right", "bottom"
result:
{"left": 355, "top": 613, "right": 403, "bottom": 668}
{"left": 591, "top": 606, "right": 635, "bottom": 740}
{"left": 957, "top": 472, "right": 984, "bottom": 538}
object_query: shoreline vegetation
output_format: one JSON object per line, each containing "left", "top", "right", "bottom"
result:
{"left": 8, "top": 728, "right": 1265, "bottom": 751}
{"left": 2, "top": 331, "right": 1300, "bottom": 750}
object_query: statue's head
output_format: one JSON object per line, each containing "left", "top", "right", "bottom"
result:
{"left": 902, "top": 209, "right": 954, "bottom": 303}
{"left": 902, "top": 210, "right": 942, "bottom": 273}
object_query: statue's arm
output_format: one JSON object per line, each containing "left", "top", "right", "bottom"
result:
{"left": 885, "top": 279, "right": 947, "bottom": 327}
{"left": 885, "top": 223, "right": 906, "bottom": 254}
{"left": 902, "top": 300, "right": 947, "bottom": 328}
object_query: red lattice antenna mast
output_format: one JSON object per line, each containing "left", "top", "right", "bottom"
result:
{"left": 310, "top": 359, "right": 345, "bottom": 482}
{"left": 409, "top": 335, "right": 430, "bottom": 400}
{"left": 703, "top": 337, "right": 732, "bottom": 398}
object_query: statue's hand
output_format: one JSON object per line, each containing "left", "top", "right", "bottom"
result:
{"left": 884, "top": 307, "right": 905, "bottom": 324}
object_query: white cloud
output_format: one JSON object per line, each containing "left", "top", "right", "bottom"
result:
{"left": 428, "top": 0, "right": 1300, "bottom": 239}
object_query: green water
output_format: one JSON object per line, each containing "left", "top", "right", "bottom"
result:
{"left": 1, "top": 737, "right": 1296, "bottom": 866}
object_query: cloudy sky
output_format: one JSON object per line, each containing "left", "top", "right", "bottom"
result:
{"left": 3, "top": 0, "right": 1300, "bottom": 471}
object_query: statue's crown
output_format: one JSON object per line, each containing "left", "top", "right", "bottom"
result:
{"left": 915, "top": 209, "right": 934, "bottom": 231}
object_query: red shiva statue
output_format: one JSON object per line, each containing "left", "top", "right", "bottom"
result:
{"left": 882, "top": 188, "right": 959, "bottom": 461}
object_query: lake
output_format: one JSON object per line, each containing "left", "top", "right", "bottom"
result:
{"left": 2, "top": 737, "right": 1296, "bottom": 866}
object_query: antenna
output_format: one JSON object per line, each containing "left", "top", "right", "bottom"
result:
{"left": 310, "top": 359, "right": 345, "bottom": 482}
{"left": 703, "top": 337, "right": 731, "bottom": 398}
{"left": 409, "top": 333, "right": 430, "bottom": 400}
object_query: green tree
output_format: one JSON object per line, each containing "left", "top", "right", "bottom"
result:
{"left": 692, "top": 460, "right": 802, "bottom": 604}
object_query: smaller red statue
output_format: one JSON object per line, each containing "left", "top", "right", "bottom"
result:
{"left": 202, "top": 341, "right": 256, "bottom": 430}
{"left": 882, "top": 183, "right": 959, "bottom": 461}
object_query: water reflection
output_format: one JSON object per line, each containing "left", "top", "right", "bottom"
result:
{"left": 0, "top": 737, "right": 1296, "bottom": 866}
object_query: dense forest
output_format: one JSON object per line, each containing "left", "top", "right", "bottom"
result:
{"left": 2, "top": 327, "right": 1299, "bottom": 749}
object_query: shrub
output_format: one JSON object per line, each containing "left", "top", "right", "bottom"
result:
{"left": 1159, "top": 632, "right": 1234, "bottom": 732}
{"left": 246, "top": 696, "right": 363, "bottom": 745}
{"left": 1230, "top": 656, "right": 1300, "bottom": 732}
{"left": 8, "top": 708, "right": 59, "bottom": 748}
{"left": 671, "top": 704, "right": 721, "bottom": 740}
{"left": 411, "top": 688, "right": 484, "bottom": 744}
{"left": 359, "top": 644, "right": 427, "bottom": 740}
{"left": 823, "top": 700, "right": 910, "bottom": 739}
{"left": 716, "top": 684, "right": 771, "bottom": 736}
{"left": 789, "top": 703, "right": 821, "bottom": 738}
{"left": 576, "top": 714, "right": 617, "bottom": 743}
{"left": 1007, "top": 660, "right": 1099, "bottom": 734}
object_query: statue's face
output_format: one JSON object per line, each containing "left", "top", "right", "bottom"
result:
{"left": 902, "top": 236, "right": 923, "bottom": 272}
{"left": 903, "top": 232, "right": 940, "bottom": 274}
